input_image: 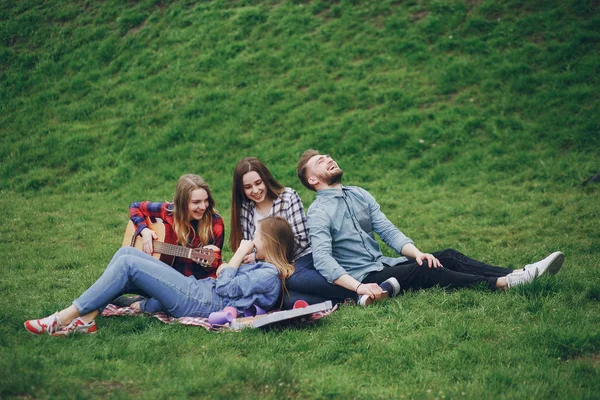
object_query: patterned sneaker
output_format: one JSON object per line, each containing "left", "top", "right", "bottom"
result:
{"left": 524, "top": 251, "right": 565, "bottom": 278}
{"left": 51, "top": 317, "right": 97, "bottom": 336}
{"left": 506, "top": 269, "right": 536, "bottom": 289}
{"left": 24, "top": 313, "right": 62, "bottom": 335}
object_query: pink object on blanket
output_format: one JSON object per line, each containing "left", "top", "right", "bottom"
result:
{"left": 222, "top": 306, "right": 238, "bottom": 318}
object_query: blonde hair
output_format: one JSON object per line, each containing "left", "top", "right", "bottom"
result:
{"left": 258, "top": 216, "right": 295, "bottom": 279}
{"left": 172, "top": 174, "right": 218, "bottom": 246}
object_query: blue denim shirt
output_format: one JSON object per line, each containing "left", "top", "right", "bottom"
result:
{"left": 215, "top": 262, "right": 281, "bottom": 312}
{"left": 306, "top": 186, "right": 414, "bottom": 283}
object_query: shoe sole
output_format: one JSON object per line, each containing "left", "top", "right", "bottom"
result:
{"left": 111, "top": 295, "right": 146, "bottom": 308}
{"left": 51, "top": 327, "right": 97, "bottom": 337}
{"left": 358, "top": 291, "right": 390, "bottom": 306}
{"left": 384, "top": 278, "right": 401, "bottom": 297}
{"left": 24, "top": 320, "right": 59, "bottom": 335}
{"left": 547, "top": 252, "right": 565, "bottom": 275}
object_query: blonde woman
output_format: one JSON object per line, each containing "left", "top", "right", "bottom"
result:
{"left": 129, "top": 174, "right": 224, "bottom": 279}
{"left": 25, "top": 216, "right": 295, "bottom": 336}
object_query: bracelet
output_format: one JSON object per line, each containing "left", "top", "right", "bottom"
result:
{"left": 356, "top": 283, "right": 362, "bottom": 292}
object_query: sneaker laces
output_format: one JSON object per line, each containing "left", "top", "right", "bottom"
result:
{"left": 52, "top": 318, "right": 83, "bottom": 336}
{"left": 507, "top": 269, "right": 535, "bottom": 288}
{"left": 41, "top": 313, "right": 62, "bottom": 335}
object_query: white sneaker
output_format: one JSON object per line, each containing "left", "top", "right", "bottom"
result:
{"left": 524, "top": 251, "right": 565, "bottom": 278}
{"left": 506, "top": 269, "right": 536, "bottom": 289}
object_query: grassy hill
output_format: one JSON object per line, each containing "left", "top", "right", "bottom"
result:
{"left": 1, "top": 1, "right": 599, "bottom": 398}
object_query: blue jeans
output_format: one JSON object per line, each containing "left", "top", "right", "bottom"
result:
{"left": 73, "top": 247, "right": 223, "bottom": 318}
{"left": 283, "top": 253, "right": 357, "bottom": 309}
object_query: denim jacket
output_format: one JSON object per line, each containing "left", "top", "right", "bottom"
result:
{"left": 306, "top": 186, "right": 414, "bottom": 283}
{"left": 216, "top": 262, "right": 281, "bottom": 312}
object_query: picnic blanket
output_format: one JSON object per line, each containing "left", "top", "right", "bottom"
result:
{"left": 101, "top": 302, "right": 337, "bottom": 331}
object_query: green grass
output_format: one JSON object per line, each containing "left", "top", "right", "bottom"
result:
{"left": 1, "top": 0, "right": 599, "bottom": 398}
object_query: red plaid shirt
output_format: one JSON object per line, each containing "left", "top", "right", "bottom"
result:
{"left": 129, "top": 201, "right": 224, "bottom": 279}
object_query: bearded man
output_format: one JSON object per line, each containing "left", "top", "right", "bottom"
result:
{"left": 297, "top": 149, "right": 564, "bottom": 305}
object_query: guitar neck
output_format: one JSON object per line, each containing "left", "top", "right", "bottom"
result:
{"left": 153, "top": 241, "right": 193, "bottom": 260}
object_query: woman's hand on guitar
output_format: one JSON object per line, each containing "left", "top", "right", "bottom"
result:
{"left": 141, "top": 228, "right": 158, "bottom": 254}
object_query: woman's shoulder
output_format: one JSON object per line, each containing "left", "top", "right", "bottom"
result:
{"left": 241, "top": 261, "right": 278, "bottom": 273}
{"left": 211, "top": 213, "right": 224, "bottom": 227}
{"left": 133, "top": 201, "right": 173, "bottom": 216}
{"left": 281, "top": 187, "right": 301, "bottom": 199}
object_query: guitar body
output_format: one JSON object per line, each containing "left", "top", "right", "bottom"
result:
{"left": 122, "top": 219, "right": 216, "bottom": 267}
{"left": 122, "top": 220, "right": 166, "bottom": 261}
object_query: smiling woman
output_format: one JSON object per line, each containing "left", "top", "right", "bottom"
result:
{"left": 128, "top": 174, "right": 224, "bottom": 283}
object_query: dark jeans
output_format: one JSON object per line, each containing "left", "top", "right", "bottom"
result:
{"left": 363, "top": 248, "right": 514, "bottom": 291}
{"left": 282, "top": 253, "right": 357, "bottom": 309}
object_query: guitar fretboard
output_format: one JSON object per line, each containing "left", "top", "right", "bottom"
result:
{"left": 153, "top": 241, "right": 192, "bottom": 259}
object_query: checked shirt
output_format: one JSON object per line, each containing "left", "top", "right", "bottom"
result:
{"left": 241, "top": 187, "right": 311, "bottom": 261}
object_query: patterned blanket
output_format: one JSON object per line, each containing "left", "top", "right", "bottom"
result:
{"left": 101, "top": 303, "right": 337, "bottom": 331}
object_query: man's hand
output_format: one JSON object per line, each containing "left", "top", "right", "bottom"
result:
{"left": 401, "top": 244, "right": 443, "bottom": 268}
{"left": 415, "top": 252, "right": 443, "bottom": 268}
{"left": 356, "top": 282, "right": 384, "bottom": 300}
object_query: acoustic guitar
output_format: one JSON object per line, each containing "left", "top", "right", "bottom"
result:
{"left": 122, "top": 219, "right": 216, "bottom": 267}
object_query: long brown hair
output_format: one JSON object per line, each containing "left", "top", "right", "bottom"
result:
{"left": 172, "top": 174, "right": 218, "bottom": 246}
{"left": 230, "top": 157, "right": 284, "bottom": 252}
{"left": 259, "top": 216, "right": 295, "bottom": 279}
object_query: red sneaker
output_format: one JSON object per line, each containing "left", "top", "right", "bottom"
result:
{"left": 24, "top": 313, "right": 61, "bottom": 335}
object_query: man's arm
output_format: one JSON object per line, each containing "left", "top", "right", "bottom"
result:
{"left": 360, "top": 188, "right": 414, "bottom": 254}
{"left": 307, "top": 206, "right": 383, "bottom": 298}
{"left": 361, "top": 189, "right": 442, "bottom": 269}
{"left": 306, "top": 207, "right": 348, "bottom": 284}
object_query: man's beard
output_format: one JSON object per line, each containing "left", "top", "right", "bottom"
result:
{"left": 324, "top": 168, "right": 343, "bottom": 186}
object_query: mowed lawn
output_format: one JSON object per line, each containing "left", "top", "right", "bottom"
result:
{"left": 1, "top": 0, "right": 599, "bottom": 398}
